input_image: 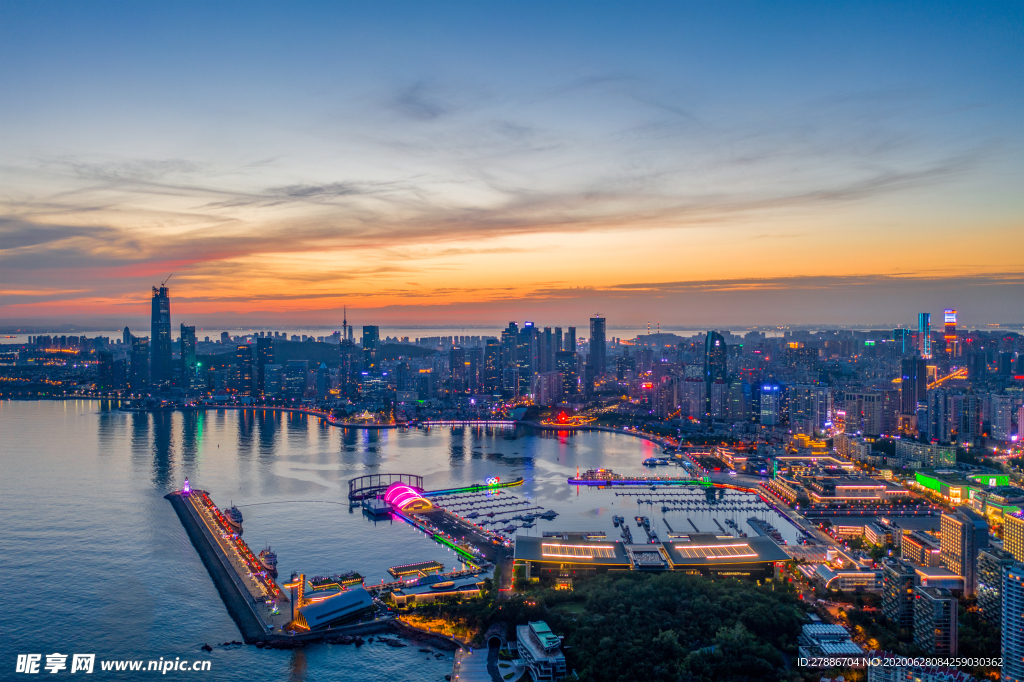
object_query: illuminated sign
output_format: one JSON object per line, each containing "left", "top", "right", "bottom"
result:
{"left": 485, "top": 477, "right": 501, "bottom": 486}
{"left": 944, "top": 309, "right": 956, "bottom": 324}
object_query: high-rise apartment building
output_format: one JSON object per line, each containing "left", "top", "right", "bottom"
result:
{"left": 1004, "top": 563, "right": 1024, "bottom": 682}
{"left": 130, "top": 336, "right": 149, "bottom": 391}
{"left": 940, "top": 508, "right": 988, "bottom": 597}
{"left": 882, "top": 558, "right": 916, "bottom": 631}
{"left": 555, "top": 350, "right": 578, "bottom": 398}
{"left": 913, "top": 586, "right": 957, "bottom": 655}
{"left": 978, "top": 547, "right": 1015, "bottom": 626}
{"left": 788, "top": 384, "right": 831, "bottom": 436}
{"left": 565, "top": 327, "right": 576, "bottom": 353}
{"left": 483, "top": 339, "right": 501, "bottom": 394}
{"left": 150, "top": 285, "right": 173, "bottom": 384}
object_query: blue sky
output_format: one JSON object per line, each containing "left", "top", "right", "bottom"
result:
{"left": 1, "top": 1, "right": 1021, "bottom": 327}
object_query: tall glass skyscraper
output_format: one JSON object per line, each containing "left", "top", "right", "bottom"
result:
{"left": 150, "top": 285, "right": 172, "bottom": 385}
{"left": 918, "top": 312, "right": 931, "bottom": 358}
{"left": 587, "top": 317, "right": 606, "bottom": 393}
{"left": 704, "top": 330, "right": 727, "bottom": 417}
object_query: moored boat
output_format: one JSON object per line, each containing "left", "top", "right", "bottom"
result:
{"left": 258, "top": 547, "right": 278, "bottom": 576}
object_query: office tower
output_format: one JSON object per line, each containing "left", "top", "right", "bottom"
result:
{"left": 482, "top": 340, "right": 501, "bottom": 394}
{"left": 234, "top": 345, "right": 253, "bottom": 396}
{"left": 1006, "top": 512, "right": 1024, "bottom": 562}
{"left": 541, "top": 327, "right": 554, "bottom": 373}
{"left": 555, "top": 350, "right": 578, "bottom": 398}
{"left": 220, "top": 331, "right": 230, "bottom": 344}
{"left": 554, "top": 327, "right": 563, "bottom": 355}
{"left": 316, "top": 363, "right": 330, "bottom": 399}
{"left": 180, "top": 324, "right": 197, "bottom": 375}
{"left": 130, "top": 337, "right": 149, "bottom": 391}
{"left": 254, "top": 337, "right": 273, "bottom": 396}
{"left": 882, "top": 559, "right": 916, "bottom": 631}
{"left": 123, "top": 326, "right": 131, "bottom": 346}
{"left": 727, "top": 380, "right": 751, "bottom": 423}
{"left": 517, "top": 322, "right": 537, "bottom": 387}
{"left": 978, "top": 548, "right": 1015, "bottom": 626}
{"left": 918, "top": 313, "right": 931, "bottom": 358}
{"left": 467, "top": 347, "right": 483, "bottom": 393}
{"left": 587, "top": 316, "right": 607, "bottom": 392}
{"left": 703, "top": 331, "right": 727, "bottom": 417}
{"left": 759, "top": 383, "right": 780, "bottom": 426}
{"left": 263, "top": 364, "right": 283, "bottom": 397}
{"left": 900, "top": 356, "right": 927, "bottom": 418}
{"left": 913, "top": 586, "right": 957, "bottom": 655}
{"left": 940, "top": 508, "right": 988, "bottom": 597}
{"left": 943, "top": 309, "right": 958, "bottom": 355}
{"left": 98, "top": 351, "right": 116, "bottom": 391}
{"left": 362, "top": 326, "right": 380, "bottom": 371}
{"left": 450, "top": 347, "right": 466, "bottom": 393}
{"left": 1004, "top": 564, "right": 1024, "bottom": 682}
{"left": 150, "top": 285, "right": 172, "bottom": 384}
{"left": 893, "top": 328, "right": 912, "bottom": 354}
{"left": 284, "top": 360, "right": 308, "bottom": 400}
{"left": 565, "top": 327, "right": 576, "bottom": 353}
{"left": 339, "top": 336, "right": 358, "bottom": 398}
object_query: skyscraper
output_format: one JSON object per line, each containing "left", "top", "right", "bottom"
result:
{"left": 759, "top": 383, "right": 780, "bottom": 426}
{"left": 940, "top": 508, "right": 988, "bottom": 597}
{"left": 913, "top": 586, "right": 957, "bottom": 655}
{"left": 150, "top": 285, "right": 172, "bottom": 384}
{"left": 978, "top": 547, "right": 1015, "bottom": 626}
{"left": 587, "top": 317, "right": 606, "bottom": 393}
{"left": 483, "top": 339, "right": 501, "bottom": 394}
{"left": 1003, "top": 563, "right": 1024, "bottom": 682}
{"left": 556, "top": 350, "right": 578, "bottom": 398}
{"left": 180, "top": 324, "right": 196, "bottom": 373}
{"left": 900, "top": 356, "right": 927, "bottom": 417}
{"left": 129, "top": 336, "right": 149, "bottom": 391}
{"left": 565, "top": 327, "right": 576, "bottom": 353}
{"left": 918, "top": 312, "right": 931, "bottom": 359}
{"left": 882, "top": 559, "right": 916, "bottom": 631}
{"left": 256, "top": 336, "right": 274, "bottom": 396}
{"left": 362, "top": 325, "right": 380, "bottom": 371}
{"left": 704, "top": 331, "right": 727, "bottom": 417}
{"left": 234, "top": 345, "right": 253, "bottom": 396}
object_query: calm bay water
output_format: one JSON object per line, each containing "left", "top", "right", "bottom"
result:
{"left": 2, "top": 400, "right": 793, "bottom": 680}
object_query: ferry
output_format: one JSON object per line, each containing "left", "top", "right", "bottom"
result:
{"left": 643, "top": 457, "right": 670, "bottom": 466}
{"left": 258, "top": 547, "right": 278, "bottom": 577}
{"left": 223, "top": 504, "right": 243, "bottom": 532}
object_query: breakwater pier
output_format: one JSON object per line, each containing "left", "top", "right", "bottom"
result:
{"left": 167, "top": 485, "right": 390, "bottom": 646}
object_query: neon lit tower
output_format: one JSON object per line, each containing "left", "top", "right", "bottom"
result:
{"left": 918, "top": 313, "right": 931, "bottom": 359}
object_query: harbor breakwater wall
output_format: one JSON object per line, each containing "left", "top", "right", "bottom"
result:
{"left": 166, "top": 492, "right": 268, "bottom": 643}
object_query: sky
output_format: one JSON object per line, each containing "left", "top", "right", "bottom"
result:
{"left": 1, "top": 1, "right": 1022, "bottom": 330}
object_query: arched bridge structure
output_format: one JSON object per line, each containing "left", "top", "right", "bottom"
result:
{"left": 348, "top": 473, "right": 424, "bottom": 501}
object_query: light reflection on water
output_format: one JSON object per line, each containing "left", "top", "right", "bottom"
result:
{"left": 2, "top": 400, "right": 794, "bottom": 681}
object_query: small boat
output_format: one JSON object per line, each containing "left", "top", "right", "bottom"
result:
{"left": 521, "top": 522, "right": 534, "bottom": 528}
{"left": 223, "top": 504, "right": 243, "bottom": 531}
{"left": 258, "top": 547, "right": 278, "bottom": 577}
{"left": 539, "top": 510, "right": 558, "bottom": 519}
{"left": 465, "top": 512, "right": 480, "bottom": 519}
{"left": 501, "top": 525, "right": 516, "bottom": 532}
{"left": 643, "top": 457, "right": 670, "bottom": 466}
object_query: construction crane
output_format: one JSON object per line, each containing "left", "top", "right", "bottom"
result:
{"left": 161, "top": 274, "right": 173, "bottom": 287}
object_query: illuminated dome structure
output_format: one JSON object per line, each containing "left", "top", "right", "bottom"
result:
{"left": 383, "top": 482, "right": 433, "bottom": 513}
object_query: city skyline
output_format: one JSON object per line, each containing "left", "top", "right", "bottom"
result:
{"left": 2, "top": 2, "right": 1022, "bottom": 327}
